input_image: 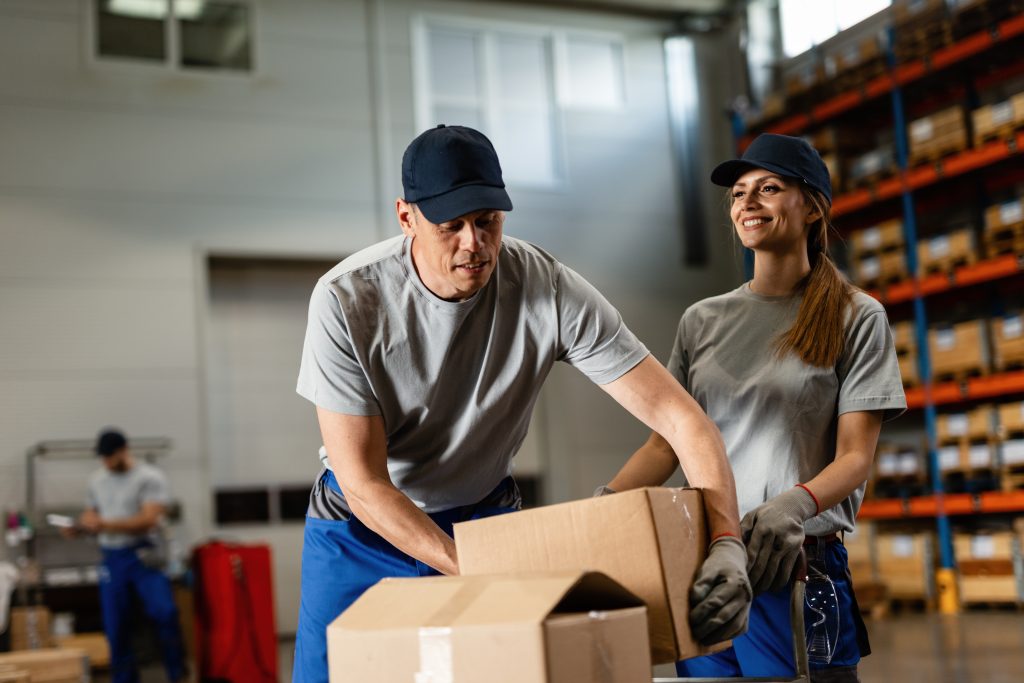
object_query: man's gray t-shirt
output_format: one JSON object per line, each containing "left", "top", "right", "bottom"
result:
{"left": 86, "top": 463, "right": 171, "bottom": 549}
{"left": 668, "top": 283, "right": 906, "bottom": 536}
{"left": 296, "top": 235, "right": 649, "bottom": 514}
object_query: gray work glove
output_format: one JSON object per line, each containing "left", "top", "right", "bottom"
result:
{"left": 592, "top": 485, "right": 616, "bottom": 497}
{"left": 740, "top": 486, "right": 818, "bottom": 594}
{"left": 689, "top": 535, "right": 752, "bottom": 645}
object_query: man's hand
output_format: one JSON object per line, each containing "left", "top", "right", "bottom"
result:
{"left": 78, "top": 510, "right": 102, "bottom": 534}
{"left": 741, "top": 486, "right": 817, "bottom": 594}
{"left": 689, "top": 536, "right": 752, "bottom": 645}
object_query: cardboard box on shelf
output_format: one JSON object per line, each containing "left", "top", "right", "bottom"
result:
{"left": 852, "top": 249, "right": 908, "bottom": 288}
{"left": 972, "top": 93, "right": 1024, "bottom": 145}
{"left": 10, "top": 606, "right": 53, "bottom": 651}
{"left": 875, "top": 532, "right": 935, "bottom": 601}
{"left": 0, "top": 649, "right": 88, "bottom": 683}
{"left": 908, "top": 106, "right": 967, "bottom": 165}
{"left": 851, "top": 219, "right": 904, "bottom": 258}
{"left": 454, "top": 487, "right": 718, "bottom": 664}
{"left": 984, "top": 198, "right": 1024, "bottom": 234}
{"left": 992, "top": 313, "right": 1024, "bottom": 371}
{"left": 916, "top": 228, "right": 976, "bottom": 276}
{"left": 326, "top": 571, "right": 651, "bottom": 683}
{"left": 954, "top": 532, "right": 1021, "bottom": 604}
{"left": 928, "top": 320, "right": 990, "bottom": 380}
{"left": 998, "top": 401, "right": 1024, "bottom": 436}
{"left": 0, "top": 668, "right": 30, "bottom": 683}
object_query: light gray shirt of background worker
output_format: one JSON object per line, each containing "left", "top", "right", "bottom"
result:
{"left": 86, "top": 460, "right": 170, "bottom": 549}
{"left": 295, "top": 124, "right": 751, "bottom": 646}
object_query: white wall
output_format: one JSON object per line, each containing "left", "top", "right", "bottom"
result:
{"left": 0, "top": 0, "right": 745, "bottom": 634}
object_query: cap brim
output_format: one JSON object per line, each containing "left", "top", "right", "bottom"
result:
{"left": 414, "top": 184, "right": 513, "bottom": 224}
{"left": 710, "top": 159, "right": 801, "bottom": 188}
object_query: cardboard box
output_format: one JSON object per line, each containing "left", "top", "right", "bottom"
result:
{"left": 454, "top": 487, "right": 718, "bottom": 664}
{"left": 998, "top": 401, "right": 1024, "bottom": 436}
{"left": 928, "top": 320, "right": 989, "bottom": 378}
{"left": 916, "top": 227, "right": 976, "bottom": 275}
{"left": 0, "top": 667, "right": 31, "bottom": 683}
{"left": 55, "top": 632, "right": 110, "bottom": 667}
{"left": 852, "top": 219, "right": 904, "bottom": 257}
{"left": 972, "top": 93, "right": 1024, "bottom": 145}
{"left": 876, "top": 532, "right": 935, "bottom": 600}
{"left": 10, "top": 606, "right": 53, "bottom": 651}
{"left": 993, "top": 313, "right": 1024, "bottom": 371}
{"left": 326, "top": 571, "right": 651, "bottom": 683}
{"left": 985, "top": 199, "right": 1024, "bottom": 233}
{"left": 0, "top": 649, "right": 88, "bottom": 683}
{"left": 954, "top": 532, "right": 1021, "bottom": 604}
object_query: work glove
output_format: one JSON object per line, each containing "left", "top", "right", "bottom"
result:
{"left": 740, "top": 486, "right": 818, "bottom": 594}
{"left": 592, "top": 485, "right": 616, "bottom": 497}
{"left": 689, "top": 535, "right": 752, "bottom": 645}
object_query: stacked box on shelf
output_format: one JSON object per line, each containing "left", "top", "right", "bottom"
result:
{"left": 928, "top": 320, "right": 990, "bottom": 382}
{"left": 937, "top": 405, "right": 999, "bottom": 482}
{"left": 1000, "top": 401, "right": 1024, "bottom": 490}
{"left": 992, "top": 312, "right": 1024, "bottom": 372}
{"left": 972, "top": 92, "right": 1024, "bottom": 146}
{"left": 845, "top": 145, "right": 896, "bottom": 190}
{"left": 950, "top": 0, "right": 1024, "bottom": 40}
{"left": 916, "top": 227, "right": 977, "bottom": 276}
{"left": 844, "top": 522, "right": 889, "bottom": 616}
{"left": 892, "top": 0, "right": 953, "bottom": 64}
{"left": 891, "top": 320, "right": 920, "bottom": 387}
{"left": 907, "top": 106, "right": 968, "bottom": 166}
{"left": 874, "top": 442, "right": 926, "bottom": 494}
{"left": 954, "top": 531, "right": 1022, "bottom": 605}
{"left": 983, "top": 197, "right": 1024, "bottom": 258}
{"left": 875, "top": 530, "right": 936, "bottom": 604}
{"left": 849, "top": 220, "right": 905, "bottom": 289}
{"left": 784, "top": 60, "right": 824, "bottom": 99}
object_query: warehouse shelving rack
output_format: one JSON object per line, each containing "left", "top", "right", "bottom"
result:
{"left": 736, "top": 2, "right": 1024, "bottom": 612}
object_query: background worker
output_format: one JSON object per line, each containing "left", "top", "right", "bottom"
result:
{"left": 292, "top": 124, "right": 752, "bottom": 682}
{"left": 603, "top": 134, "right": 906, "bottom": 682}
{"left": 75, "top": 428, "right": 185, "bottom": 683}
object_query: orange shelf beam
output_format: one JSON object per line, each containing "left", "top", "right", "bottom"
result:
{"left": 903, "top": 370, "right": 1024, "bottom": 410}
{"left": 866, "top": 254, "right": 1023, "bottom": 305}
{"left": 833, "top": 135, "right": 1024, "bottom": 217}
{"left": 743, "top": 13, "right": 1024, "bottom": 145}
{"left": 859, "top": 490, "right": 1024, "bottom": 520}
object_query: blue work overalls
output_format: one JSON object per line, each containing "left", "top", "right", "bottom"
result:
{"left": 292, "top": 472, "right": 519, "bottom": 683}
{"left": 99, "top": 544, "right": 185, "bottom": 683}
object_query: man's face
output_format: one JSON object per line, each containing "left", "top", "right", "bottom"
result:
{"left": 102, "top": 449, "right": 130, "bottom": 473}
{"left": 397, "top": 201, "right": 504, "bottom": 301}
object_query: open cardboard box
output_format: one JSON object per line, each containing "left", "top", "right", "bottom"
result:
{"left": 327, "top": 570, "right": 651, "bottom": 683}
{"left": 454, "top": 487, "right": 725, "bottom": 664}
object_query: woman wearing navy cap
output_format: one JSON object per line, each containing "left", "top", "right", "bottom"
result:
{"left": 602, "top": 134, "right": 907, "bottom": 681}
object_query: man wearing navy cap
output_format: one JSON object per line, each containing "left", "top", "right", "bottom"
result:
{"left": 292, "top": 125, "right": 752, "bottom": 681}
{"left": 75, "top": 429, "right": 184, "bottom": 683}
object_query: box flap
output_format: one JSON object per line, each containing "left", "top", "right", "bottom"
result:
{"left": 331, "top": 570, "right": 640, "bottom": 632}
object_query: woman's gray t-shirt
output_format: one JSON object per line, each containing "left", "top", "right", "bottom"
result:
{"left": 668, "top": 282, "right": 906, "bottom": 535}
{"left": 296, "top": 235, "right": 649, "bottom": 514}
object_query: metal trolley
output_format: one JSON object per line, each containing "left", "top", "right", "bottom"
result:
{"left": 654, "top": 550, "right": 811, "bottom": 683}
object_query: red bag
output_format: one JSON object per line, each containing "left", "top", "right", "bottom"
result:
{"left": 192, "top": 541, "right": 278, "bottom": 683}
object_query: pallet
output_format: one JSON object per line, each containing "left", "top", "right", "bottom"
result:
{"left": 845, "top": 166, "right": 900, "bottom": 192}
{"left": 1001, "top": 467, "right": 1024, "bottom": 492}
{"left": 942, "top": 468, "right": 1001, "bottom": 493}
{"left": 875, "top": 595, "right": 934, "bottom": 616}
{"left": 853, "top": 581, "right": 890, "bottom": 620}
{"left": 894, "top": 21, "right": 954, "bottom": 64}
{"left": 921, "top": 254, "right": 977, "bottom": 277}
{"left": 952, "top": 0, "right": 1024, "bottom": 40}
{"left": 931, "top": 366, "right": 988, "bottom": 384}
{"left": 983, "top": 222, "right": 1024, "bottom": 258}
{"left": 974, "top": 122, "right": 1024, "bottom": 147}
{"left": 857, "top": 271, "right": 908, "bottom": 292}
{"left": 907, "top": 138, "right": 969, "bottom": 167}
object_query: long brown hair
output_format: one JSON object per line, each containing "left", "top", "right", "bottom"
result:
{"left": 774, "top": 186, "right": 854, "bottom": 367}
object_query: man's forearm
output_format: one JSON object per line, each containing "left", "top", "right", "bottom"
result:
{"left": 662, "top": 413, "right": 741, "bottom": 539}
{"left": 343, "top": 475, "right": 458, "bottom": 575}
{"left": 100, "top": 514, "right": 160, "bottom": 535}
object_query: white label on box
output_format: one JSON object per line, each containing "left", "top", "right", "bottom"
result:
{"left": 1004, "top": 439, "right": 1024, "bottom": 465}
{"left": 842, "top": 44, "right": 859, "bottom": 65}
{"left": 863, "top": 153, "right": 884, "bottom": 176}
{"left": 878, "top": 453, "right": 899, "bottom": 475}
{"left": 859, "top": 257, "right": 881, "bottom": 279}
{"left": 861, "top": 227, "right": 882, "bottom": 249}
{"left": 939, "top": 445, "right": 961, "bottom": 470}
{"left": 1002, "top": 314, "right": 1023, "bottom": 339}
{"left": 968, "top": 444, "right": 991, "bottom": 468}
{"left": 991, "top": 101, "right": 1014, "bottom": 126}
{"left": 891, "top": 535, "right": 915, "bottom": 557}
{"left": 1000, "top": 200, "right": 1023, "bottom": 225}
{"left": 898, "top": 452, "right": 919, "bottom": 475}
{"left": 935, "top": 327, "right": 956, "bottom": 350}
{"left": 970, "top": 535, "right": 996, "bottom": 559}
{"left": 911, "top": 118, "right": 934, "bottom": 142}
{"left": 945, "top": 413, "right": 968, "bottom": 436}
{"left": 928, "top": 235, "right": 951, "bottom": 257}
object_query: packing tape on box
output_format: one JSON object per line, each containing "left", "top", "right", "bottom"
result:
{"left": 415, "top": 626, "right": 454, "bottom": 683}
{"left": 587, "top": 611, "right": 617, "bottom": 683}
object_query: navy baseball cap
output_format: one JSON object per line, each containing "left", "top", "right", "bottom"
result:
{"left": 401, "top": 125, "right": 513, "bottom": 224}
{"left": 711, "top": 133, "right": 832, "bottom": 205}
{"left": 95, "top": 429, "right": 127, "bottom": 457}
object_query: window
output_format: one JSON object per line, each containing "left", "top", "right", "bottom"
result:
{"left": 779, "top": 0, "right": 891, "bottom": 58}
{"left": 414, "top": 17, "right": 625, "bottom": 189}
{"left": 93, "top": 0, "right": 253, "bottom": 72}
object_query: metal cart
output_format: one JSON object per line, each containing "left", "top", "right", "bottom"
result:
{"left": 654, "top": 550, "right": 811, "bottom": 683}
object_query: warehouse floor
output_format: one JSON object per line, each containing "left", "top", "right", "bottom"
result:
{"left": 107, "top": 611, "right": 1024, "bottom": 682}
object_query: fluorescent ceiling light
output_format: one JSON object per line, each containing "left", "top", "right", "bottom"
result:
{"left": 106, "top": 0, "right": 204, "bottom": 20}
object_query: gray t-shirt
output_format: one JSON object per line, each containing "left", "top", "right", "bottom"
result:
{"left": 297, "top": 235, "right": 649, "bottom": 513}
{"left": 668, "top": 282, "right": 906, "bottom": 536}
{"left": 85, "top": 462, "right": 171, "bottom": 549}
